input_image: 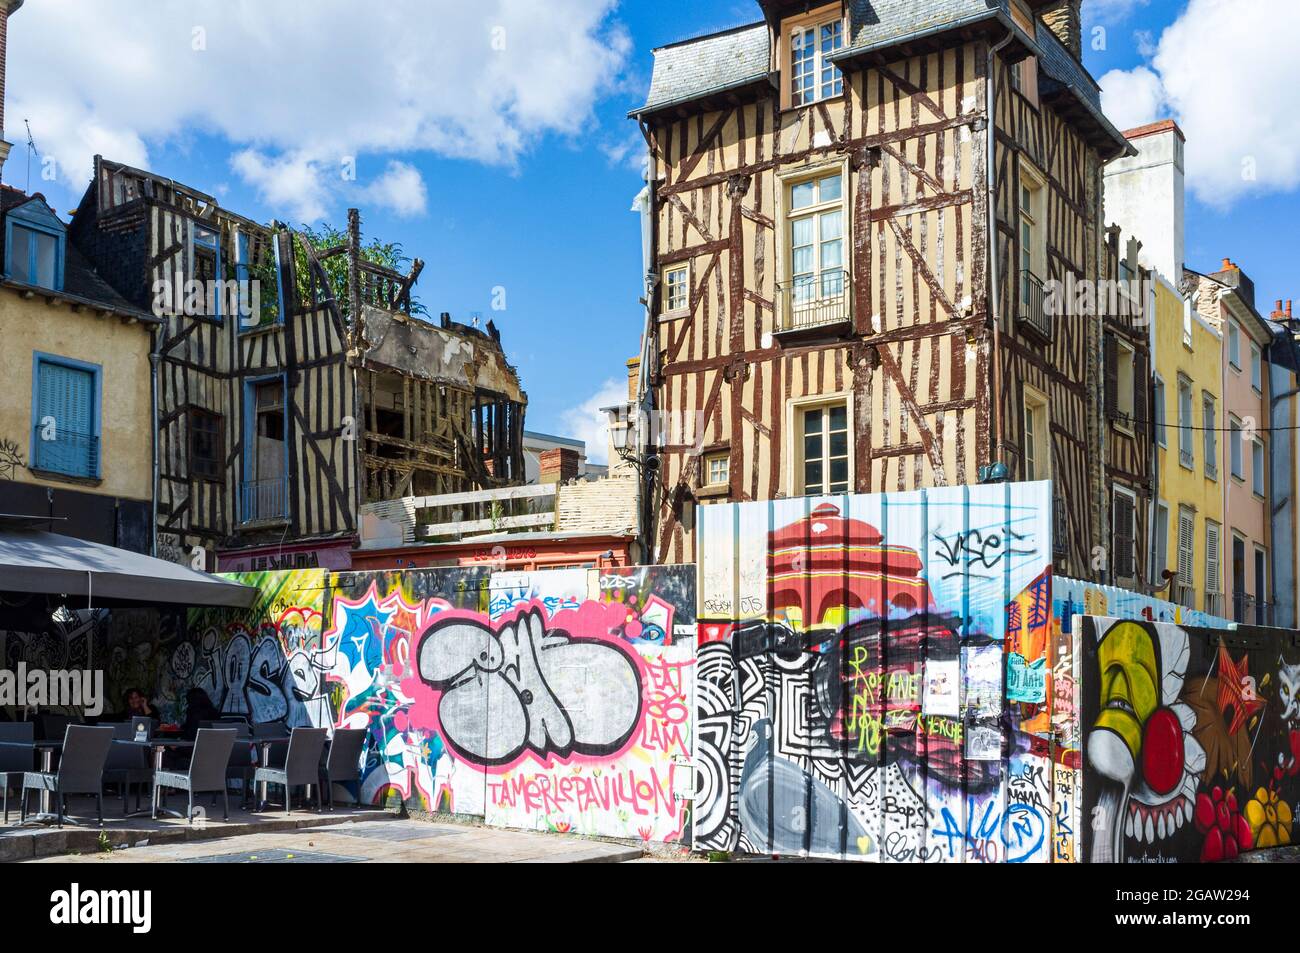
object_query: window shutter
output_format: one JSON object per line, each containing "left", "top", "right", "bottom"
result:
{"left": 1206, "top": 523, "right": 1221, "bottom": 595}
{"left": 36, "top": 361, "right": 95, "bottom": 476}
{"left": 1104, "top": 333, "right": 1118, "bottom": 419}
{"left": 1133, "top": 348, "right": 1149, "bottom": 441}
{"left": 1113, "top": 493, "right": 1135, "bottom": 578}
{"left": 1177, "top": 511, "right": 1195, "bottom": 583}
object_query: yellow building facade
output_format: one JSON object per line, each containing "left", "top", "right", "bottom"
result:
{"left": 1150, "top": 274, "right": 1225, "bottom": 615}
{"left": 0, "top": 188, "right": 157, "bottom": 551}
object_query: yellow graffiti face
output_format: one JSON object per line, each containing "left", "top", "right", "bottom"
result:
{"left": 1094, "top": 621, "right": 1159, "bottom": 759}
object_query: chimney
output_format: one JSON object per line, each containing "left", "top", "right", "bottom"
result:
{"left": 539, "top": 447, "right": 580, "bottom": 485}
{"left": 626, "top": 355, "right": 641, "bottom": 401}
{"left": 0, "top": 1, "right": 21, "bottom": 180}
{"left": 1043, "top": 0, "right": 1083, "bottom": 59}
{"left": 1210, "top": 257, "right": 1255, "bottom": 309}
{"left": 1102, "top": 120, "right": 1185, "bottom": 280}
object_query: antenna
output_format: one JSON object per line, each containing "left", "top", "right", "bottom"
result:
{"left": 23, "top": 120, "right": 38, "bottom": 193}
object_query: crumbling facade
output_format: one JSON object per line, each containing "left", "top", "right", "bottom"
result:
{"left": 70, "top": 158, "right": 526, "bottom": 570}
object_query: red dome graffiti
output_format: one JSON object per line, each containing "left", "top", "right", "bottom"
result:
{"left": 768, "top": 503, "right": 936, "bottom": 628}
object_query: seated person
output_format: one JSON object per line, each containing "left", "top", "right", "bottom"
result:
{"left": 122, "top": 687, "right": 160, "bottom": 721}
{"left": 180, "top": 688, "right": 222, "bottom": 741}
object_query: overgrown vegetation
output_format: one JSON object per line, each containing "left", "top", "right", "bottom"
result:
{"left": 291, "top": 223, "right": 426, "bottom": 318}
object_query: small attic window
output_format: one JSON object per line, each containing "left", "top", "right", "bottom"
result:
{"left": 5, "top": 198, "right": 66, "bottom": 292}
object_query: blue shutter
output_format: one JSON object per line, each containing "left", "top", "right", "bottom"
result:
{"left": 35, "top": 360, "right": 97, "bottom": 477}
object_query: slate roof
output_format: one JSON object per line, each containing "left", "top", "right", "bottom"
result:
{"left": 636, "top": 0, "right": 1128, "bottom": 157}
{"left": 640, "top": 21, "right": 771, "bottom": 116}
{"left": 0, "top": 184, "right": 155, "bottom": 321}
{"left": 841, "top": 0, "right": 1010, "bottom": 53}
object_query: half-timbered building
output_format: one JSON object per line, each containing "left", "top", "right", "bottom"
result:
{"left": 1102, "top": 231, "right": 1153, "bottom": 590}
{"left": 69, "top": 157, "right": 526, "bottom": 571}
{"left": 631, "top": 0, "right": 1133, "bottom": 579}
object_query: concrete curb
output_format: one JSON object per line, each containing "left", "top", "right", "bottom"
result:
{"left": 0, "top": 811, "right": 383, "bottom": 861}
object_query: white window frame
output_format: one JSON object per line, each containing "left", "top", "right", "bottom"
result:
{"left": 703, "top": 451, "right": 729, "bottom": 488}
{"left": 788, "top": 392, "right": 852, "bottom": 497}
{"left": 775, "top": 159, "right": 850, "bottom": 330}
{"left": 1251, "top": 343, "right": 1262, "bottom": 392}
{"left": 1151, "top": 500, "right": 1170, "bottom": 588}
{"left": 662, "top": 263, "right": 689, "bottom": 317}
{"left": 1230, "top": 415, "right": 1244, "bottom": 480}
{"left": 1228, "top": 321, "right": 1241, "bottom": 369}
{"left": 1018, "top": 161, "right": 1047, "bottom": 292}
{"left": 1114, "top": 338, "right": 1136, "bottom": 427}
{"left": 1023, "top": 385, "right": 1050, "bottom": 482}
{"left": 782, "top": 4, "right": 845, "bottom": 110}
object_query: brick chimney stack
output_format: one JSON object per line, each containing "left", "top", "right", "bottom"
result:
{"left": 1043, "top": 0, "right": 1083, "bottom": 59}
{"left": 0, "top": 1, "right": 22, "bottom": 179}
{"left": 539, "top": 447, "right": 581, "bottom": 485}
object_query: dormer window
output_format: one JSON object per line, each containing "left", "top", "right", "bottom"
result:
{"left": 783, "top": 4, "right": 844, "bottom": 109}
{"left": 5, "top": 198, "right": 66, "bottom": 292}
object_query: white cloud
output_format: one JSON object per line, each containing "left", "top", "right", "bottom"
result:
{"left": 361, "top": 161, "right": 428, "bottom": 218}
{"left": 560, "top": 377, "right": 627, "bottom": 466}
{"left": 1098, "top": 0, "right": 1300, "bottom": 209}
{"left": 1098, "top": 66, "right": 1165, "bottom": 132}
{"left": 4, "top": 0, "right": 628, "bottom": 220}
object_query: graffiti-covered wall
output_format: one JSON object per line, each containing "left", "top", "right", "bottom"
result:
{"left": 695, "top": 482, "right": 1058, "bottom": 862}
{"left": 692, "top": 481, "right": 1237, "bottom": 863}
{"left": 1081, "top": 616, "right": 1298, "bottom": 862}
{"left": 107, "top": 564, "right": 697, "bottom": 844}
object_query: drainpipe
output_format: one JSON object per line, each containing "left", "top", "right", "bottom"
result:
{"left": 635, "top": 118, "right": 660, "bottom": 564}
{"left": 149, "top": 333, "right": 161, "bottom": 558}
{"left": 986, "top": 30, "right": 1014, "bottom": 467}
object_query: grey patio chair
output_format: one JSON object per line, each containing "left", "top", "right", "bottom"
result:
{"left": 0, "top": 722, "right": 35, "bottom": 822}
{"left": 205, "top": 720, "right": 256, "bottom": 807}
{"left": 152, "top": 728, "right": 237, "bottom": 823}
{"left": 254, "top": 727, "right": 327, "bottom": 816}
{"left": 319, "top": 728, "right": 367, "bottom": 811}
{"left": 20, "top": 725, "right": 114, "bottom": 827}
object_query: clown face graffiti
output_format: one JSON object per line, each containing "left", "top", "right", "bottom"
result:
{"left": 1086, "top": 620, "right": 1204, "bottom": 862}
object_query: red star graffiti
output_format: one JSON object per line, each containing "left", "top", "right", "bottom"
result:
{"left": 1216, "top": 644, "right": 1265, "bottom": 736}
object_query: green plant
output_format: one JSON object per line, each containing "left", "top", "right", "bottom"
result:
{"left": 97, "top": 832, "right": 113, "bottom": 854}
{"left": 293, "top": 223, "right": 426, "bottom": 318}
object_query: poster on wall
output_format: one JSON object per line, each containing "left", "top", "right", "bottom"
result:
{"left": 923, "top": 659, "right": 959, "bottom": 717}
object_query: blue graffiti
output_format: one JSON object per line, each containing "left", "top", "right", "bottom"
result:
{"left": 932, "top": 799, "right": 1045, "bottom": 863}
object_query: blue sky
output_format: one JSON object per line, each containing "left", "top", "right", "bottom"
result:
{"left": 5, "top": 1, "right": 1296, "bottom": 460}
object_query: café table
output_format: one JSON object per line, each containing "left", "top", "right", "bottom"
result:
{"left": 15, "top": 740, "right": 66, "bottom": 826}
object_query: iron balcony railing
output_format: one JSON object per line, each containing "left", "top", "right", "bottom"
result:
{"left": 31, "top": 425, "right": 99, "bottom": 479}
{"left": 776, "top": 268, "right": 850, "bottom": 333}
{"left": 239, "top": 476, "right": 289, "bottom": 524}
{"left": 1019, "top": 270, "right": 1052, "bottom": 341}
{"left": 1204, "top": 592, "right": 1223, "bottom": 617}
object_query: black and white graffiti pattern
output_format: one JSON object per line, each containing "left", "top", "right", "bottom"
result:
{"left": 416, "top": 607, "right": 642, "bottom": 767}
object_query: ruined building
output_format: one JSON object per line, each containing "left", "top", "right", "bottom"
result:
{"left": 69, "top": 157, "right": 526, "bottom": 571}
